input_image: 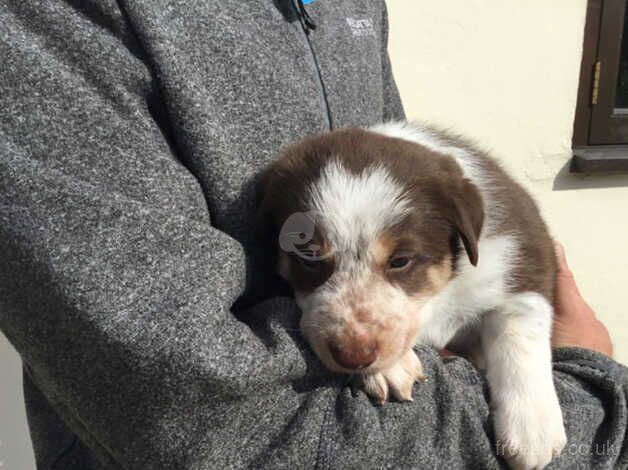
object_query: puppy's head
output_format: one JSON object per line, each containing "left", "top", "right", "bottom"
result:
{"left": 257, "top": 129, "right": 483, "bottom": 373}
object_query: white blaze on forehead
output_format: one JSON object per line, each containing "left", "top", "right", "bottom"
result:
{"left": 307, "top": 160, "right": 411, "bottom": 256}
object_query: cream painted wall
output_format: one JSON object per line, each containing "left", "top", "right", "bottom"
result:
{"left": 386, "top": 0, "right": 628, "bottom": 364}
{"left": 0, "top": 338, "right": 35, "bottom": 469}
{"left": 1, "top": 2, "right": 627, "bottom": 469}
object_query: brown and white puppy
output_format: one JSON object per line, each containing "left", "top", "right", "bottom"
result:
{"left": 257, "top": 121, "right": 566, "bottom": 470}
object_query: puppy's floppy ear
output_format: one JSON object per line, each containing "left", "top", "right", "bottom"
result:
{"left": 447, "top": 179, "right": 484, "bottom": 266}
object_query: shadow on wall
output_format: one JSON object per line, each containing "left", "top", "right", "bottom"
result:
{"left": 553, "top": 160, "right": 628, "bottom": 190}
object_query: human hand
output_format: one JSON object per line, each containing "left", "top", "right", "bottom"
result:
{"left": 551, "top": 241, "right": 613, "bottom": 356}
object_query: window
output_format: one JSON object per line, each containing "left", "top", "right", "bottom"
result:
{"left": 572, "top": 0, "right": 628, "bottom": 171}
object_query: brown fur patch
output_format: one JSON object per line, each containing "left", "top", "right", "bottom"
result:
{"left": 426, "top": 254, "right": 453, "bottom": 294}
{"left": 428, "top": 127, "right": 556, "bottom": 300}
{"left": 371, "top": 235, "right": 395, "bottom": 266}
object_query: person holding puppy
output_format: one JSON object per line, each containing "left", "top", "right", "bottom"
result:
{"left": 0, "top": 1, "right": 626, "bottom": 469}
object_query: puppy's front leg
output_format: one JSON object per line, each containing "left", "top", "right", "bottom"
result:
{"left": 360, "top": 350, "right": 424, "bottom": 404}
{"left": 482, "top": 293, "right": 566, "bottom": 470}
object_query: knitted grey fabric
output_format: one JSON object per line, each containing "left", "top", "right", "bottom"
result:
{"left": 1, "top": 1, "right": 627, "bottom": 469}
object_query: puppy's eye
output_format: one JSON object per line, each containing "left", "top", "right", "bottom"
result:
{"left": 388, "top": 256, "right": 412, "bottom": 270}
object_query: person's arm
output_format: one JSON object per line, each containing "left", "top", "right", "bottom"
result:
{"left": 0, "top": 2, "right": 316, "bottom": 467}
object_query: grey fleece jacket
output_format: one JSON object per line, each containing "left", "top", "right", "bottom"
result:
{"left": 1, "top": 1, "right": 627, "bottom": 469}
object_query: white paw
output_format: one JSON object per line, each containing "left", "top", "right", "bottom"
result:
{"left": 494, "top": 396, "right": 567, "bottom": 470}
{"left": 360, "top": 350, "right": 424, "bottom": 404}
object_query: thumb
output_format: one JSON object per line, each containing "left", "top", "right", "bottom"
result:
{"left": 553, "top": 240, "right": 590, "bottom": 316}
{"left": 553, "top": 241, "right": 574, "bottom": 279}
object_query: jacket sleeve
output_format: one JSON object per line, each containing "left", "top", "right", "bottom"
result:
{"left": 551, "top": 347, "right": 628, "bottom": 468}
{"left": 0, "top": 2, "right": 316, "bottom": 468}
{"left": 314, "top": 346, "right": 628, "bottom": 469}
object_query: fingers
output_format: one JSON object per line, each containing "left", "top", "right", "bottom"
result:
{"left": 553, "top": 241, "right": 582, "bottom": 297}
{"left": 552, "top": 240, "right": 597, "bottom": 320}
{"left": 552, "top": 240, "right": 585, "bottom": 319}
{"left": 553, "top": 241, "right": 573, "bottom": 279}
{"left": 551, "top": 241, "right": 613, "bottom": 356}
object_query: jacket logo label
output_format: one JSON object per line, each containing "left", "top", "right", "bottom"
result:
{"left": 346, "top": 17, "right": 375, "bottom": 37}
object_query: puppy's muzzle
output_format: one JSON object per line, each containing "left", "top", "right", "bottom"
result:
{"left": 327, "top": 332, "right": 378, "bottom": 370}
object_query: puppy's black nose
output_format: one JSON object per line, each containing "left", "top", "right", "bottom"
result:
{"left": 327, "top": 336, "right": 377, "bottom": 370}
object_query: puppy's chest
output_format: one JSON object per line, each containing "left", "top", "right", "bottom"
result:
{"left": 416, "top": 287, "right": 488, "bottom": 350}
{"left": 414, "top": 234, "right": 519, "bottom": 350}
{"left": 414, "top": 290, "right": 489, "bottom": 370}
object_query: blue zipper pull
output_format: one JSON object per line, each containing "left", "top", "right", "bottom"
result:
{"left": 296, "top": 0, "right": 317, "bottom": 31}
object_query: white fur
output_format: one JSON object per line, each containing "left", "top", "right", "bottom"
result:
{"left": 482, "top": 293, "right": 567, "bottom": 469}
{"left": 417, "top": 235, "right": 519, "bottom": 349}
{"left": 361, "top": 349, "right": 424, "bottom": 403}
{"left": 308, "top": 159, "right": 412, "bottom": 257}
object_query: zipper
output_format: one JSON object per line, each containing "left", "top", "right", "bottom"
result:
{"left": 291, "top": 0, "right": 333, "bottom": 130}
{"left": 296, "top": 0, "right": 317, "bottom": 31}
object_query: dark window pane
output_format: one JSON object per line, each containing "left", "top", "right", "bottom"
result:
{"left": 615, "top": 4, "right": 628, "bottom": 109}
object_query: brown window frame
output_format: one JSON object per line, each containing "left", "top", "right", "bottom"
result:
{"left": 572, "top": 0, "right": 628, "bottom": 172}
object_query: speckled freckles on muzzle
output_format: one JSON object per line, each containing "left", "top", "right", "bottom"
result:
{"left": 296, "top": 265, "right": 426, "bottom": 374}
